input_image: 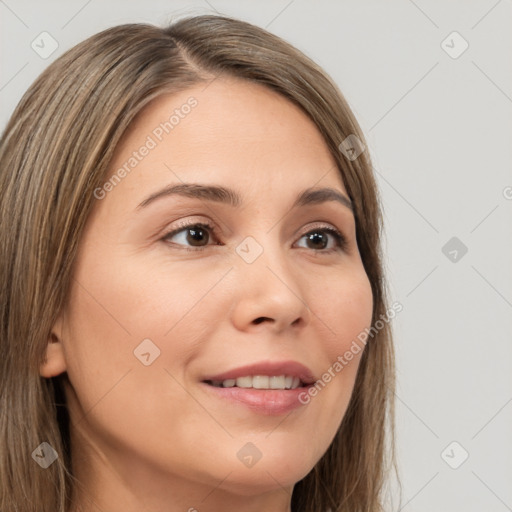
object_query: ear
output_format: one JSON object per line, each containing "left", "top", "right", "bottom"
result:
{"left": 40, "top": 317, "right": 67, "bottom": 378}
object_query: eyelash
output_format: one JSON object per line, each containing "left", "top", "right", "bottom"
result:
{"left": 162, "top": 220, "right": 348, "bottom": 254}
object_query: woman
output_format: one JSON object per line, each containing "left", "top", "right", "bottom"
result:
{"left": 0, "top": 14, "right": 398, "bottom": 512}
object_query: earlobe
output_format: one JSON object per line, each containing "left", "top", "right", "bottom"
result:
{"left": 40, "top": 332, "right": 67, "bottom": 378}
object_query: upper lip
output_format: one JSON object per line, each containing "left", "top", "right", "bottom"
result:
{"left": 202, "top": 360, "right": 317, "bottom": 385}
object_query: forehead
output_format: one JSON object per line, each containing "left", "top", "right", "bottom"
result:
{"left": 103, "top": 76, "right": 348, "bottom": 211}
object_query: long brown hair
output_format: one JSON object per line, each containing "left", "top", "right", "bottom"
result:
{"left": 0, "top": 14, "right": 399, "bottom": 511}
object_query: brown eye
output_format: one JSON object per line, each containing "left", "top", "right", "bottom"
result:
{"left": 305, "top": 231, "right": 328, "bottom": 250}
{"left": 296, "top": 227, "right": 347, "bottom": 253}
{"left": 163, "top": 222, "right": 216, "bottom": 249}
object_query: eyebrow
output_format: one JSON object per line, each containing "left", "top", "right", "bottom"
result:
{"left": 136, "top": 183, "right": 353, "bottom": 211}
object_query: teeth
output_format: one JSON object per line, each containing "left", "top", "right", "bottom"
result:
{"left": 252, "top": 376, "right": 269, "bottom": 389}
{"left": 211, "top": 375, "right": 304, "bottom": 390}
{"left": 269, "top": 376, "right": 285, "bottom": 389}
{"left": 235, "top": 376, "right": 252, "bottom": 388}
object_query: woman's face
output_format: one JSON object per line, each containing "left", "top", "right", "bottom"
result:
{"left": 46, "top": 76, "right": 373, "bottom": 507}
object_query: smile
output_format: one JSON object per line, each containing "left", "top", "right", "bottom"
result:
{"left": 201, "top": 360, "right": 316, "bottom": 415}
{"left": 205, "top": 375, "right": 304, "bottom": 390}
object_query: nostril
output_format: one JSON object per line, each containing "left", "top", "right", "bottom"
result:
{"left": 253, "top": 317, "right": 271, "bottom": 325}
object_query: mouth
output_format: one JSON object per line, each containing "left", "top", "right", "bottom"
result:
{"left": 200, "top": 360, "right": 316, "bottom": 415}
{"left": 203, "top": 375, "right": 310, "bottom": 390}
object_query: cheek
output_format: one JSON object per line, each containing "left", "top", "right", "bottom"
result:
{"left": 60, "top": 264, "right": 220, "bottom": 472}
{"left": 303, "top": 267, "right": 373, "bottom": 426}
{"left": 60, "top": 253, "right": 225, "bottom": 417}
{"left": 315, "top": 266, "right": 374, "bottom": 358}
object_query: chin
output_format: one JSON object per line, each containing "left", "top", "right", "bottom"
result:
{"left": 217, "top": 467, "right": 307, "bottom": 497}
{"left": 211, "top": 449, "right": 317, "bottom": 497}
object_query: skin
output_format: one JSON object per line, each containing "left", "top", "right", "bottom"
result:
{"left": 41, "top": 76, "right": 373, "bottom": 512}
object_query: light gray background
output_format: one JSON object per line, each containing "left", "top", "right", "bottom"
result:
{"left": 1, "top": 1, "right": 511, "bottom": 510}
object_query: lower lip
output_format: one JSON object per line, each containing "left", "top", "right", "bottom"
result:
{"left": 201, "top": 383, "right": 312, "bottom": 415}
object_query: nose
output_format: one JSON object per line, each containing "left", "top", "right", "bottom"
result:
{"left": 229, "top": 240, "right": 312, "bottom": 334}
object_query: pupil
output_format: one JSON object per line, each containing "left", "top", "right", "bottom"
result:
{"left": 188, "top": 227, "right": 208, "bottom": 246}
{"left": 308, "top": 232, "right": 327, "bottom": 249}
